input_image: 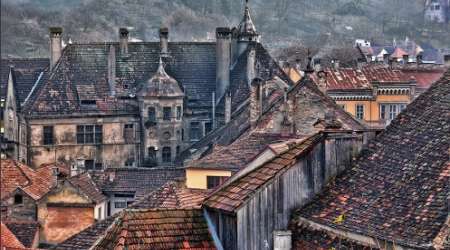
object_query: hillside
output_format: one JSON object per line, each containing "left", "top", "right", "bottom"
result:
{"left": 1, "top": 0, "right": 449, "bottom": 58}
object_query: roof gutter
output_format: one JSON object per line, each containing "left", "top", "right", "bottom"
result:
{"left": 22, "top": 71, "right": 44, "bottom": 107}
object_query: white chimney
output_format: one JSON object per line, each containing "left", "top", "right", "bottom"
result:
{"left": 49, "top": 27, "right": 62, "bottom": 71}
{"left": 273, "top": 230, "right": 292, "bottom": 250}
{"left": 77, "top": 158, "right": 85, "bottom": 174}
{"left": 70, "top": 163, "right": 78, "bottom": 177}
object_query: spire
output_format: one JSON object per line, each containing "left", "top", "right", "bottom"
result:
{"left": 238, "top": 0, "right": 259, "bottom": 36}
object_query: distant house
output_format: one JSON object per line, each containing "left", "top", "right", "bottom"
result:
{"left": 424, "top": 0, "right": 450, "bottom": 22}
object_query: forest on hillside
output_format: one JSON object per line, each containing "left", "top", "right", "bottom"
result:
{"left": 1, "top": 0, "right": 449, "bottom": 57}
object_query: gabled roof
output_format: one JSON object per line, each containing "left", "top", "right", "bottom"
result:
{"left": 3, "top": 221, "right": 39, "bottom": 248}
{"left": 89, "top": 168, "right": 185, "bottom": 198}
{"left": 1, "top": 159, "right": 68, "bottom": 200}
{"left": 293, "top": 68, "right": 450, "bottom": 249}
{"left": 390, "top": 47, "right": 408, "bottom": 58}
{"left": 202, "top": 133, "right": 323, "bottom": 213}
{"left": 129, "top": 180, "right": 211, "bottom": 209}
{"left": 67, "top": 172, "right": 107, "bottom": 204}
{"left": 1, "top": 222, "right": 26, "bottom": 249}
{"left": 91, "top": 208, "right": 217, "bottom": 250}
{"left": 1, "top": 58, "right": 48, "bottom": 103}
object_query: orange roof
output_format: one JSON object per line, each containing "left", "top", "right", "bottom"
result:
{"left": 1, "top": 159, "right": 69, "bottom": 200}
{"left": 1, "top": 222, "right": 26, "bottom": 249}
{"left": 390, "top": 47, "right": 408, "bottom": 58}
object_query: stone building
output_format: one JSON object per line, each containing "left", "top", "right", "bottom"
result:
{"left": 1, "top": 0, "right": 292, "bottom": 170}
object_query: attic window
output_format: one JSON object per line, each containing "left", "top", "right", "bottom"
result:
{"left": 14, "top": 195, "right": 23, "bottom": 204}
{"left": 81, "top": 100, "right": 96, "bottom": 105}
{"left": 124, "top": 84, "right": 130, "bottom": 89}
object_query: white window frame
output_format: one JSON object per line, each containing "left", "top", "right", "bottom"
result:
{"left": 355, "top": 104, "right": 365, "bottom": 120}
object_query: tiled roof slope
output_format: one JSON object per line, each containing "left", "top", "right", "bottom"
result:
{"left": 185, "top": 133, "right": 293, "bottom": 171}
{"left": 92, "top": 208, "right": 217, "bottom": 250}
{"left": 1, "top": 58, "right": 48, "bottom": 103}
{"left": 202, "top": 133, "right": 323, "bottom": 213}
{"left": 89, "top": 168, "right": 185, "bottom": 198}
{"left": 3, "top": 221, "right": 39, "bottom": 248}
{"left": 290, "top": 221, "right": 380, "bottom": 250}
{"left": 129, "top": 181, "right": 211, "bottom": 209}
{"left": 1, "top": 222, "right": 26, "bottom": 249}
{"left": 50, "top": 214, "right": 119, "bottom": 250}
{"left": 294, "top": 68, "right": 450, "bottom": 249}
{"left": 318, "top": 65, "right": 446, "bottom": 90}
{"left": 67, "top": 172, "right": 107, "bottom": 204}
{"left": 1, "top": 160, "right": 68, "bottom": 200}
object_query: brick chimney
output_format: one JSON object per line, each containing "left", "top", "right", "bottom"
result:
{"left": 273, "top": 230, "right": 292, "bottom": 250}
{"left": 108, "top": 45, "right": 116, "bottom": 96}
{"left": 49, "top": 27, "right": 62, "bottom": 71}
{"left": 247, "top": 46, "right": 256, "bottom": 85}
{"left": 216, "top": 27, "right": 231, "bottom": 101}
{"left": 159, "top": 27, "right": 169, "bottom": 56}
{"left": 225, "top": 91, "right": 231, "bottom": 124}
{"left": 249, "top": 77, "right": 262, "bottom": 126}
{"left": 52, "top": 167, "right": 58, "bottom": 188}
{"left": 119, "top": 28, "right": 129, "bottom": 56}
{"left": 444, "top": 54, "right": 450, "bottom": 67}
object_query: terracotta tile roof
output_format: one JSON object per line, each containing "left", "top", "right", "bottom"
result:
{"left": 92, "top": 208, "right": 217, "bottom": 250}
{"left": 67, "top": 172, "right": 107, "bottom": 204}
{"left": 1, "top": 222, "right": 26, "bottom": 249}
{"left": 129, "top": 181, "right": 211, "bottom": 209}
{"left": 294, "top": 68, "right": 450, "bottom": 249}
{"left": 318, "top": 65, "right": 446, "bottom": 91}
{"left": 202, "top": 133, "right": 323, "bottom": 213}
{"left": 1, "top": 58, "right": 48, "bottom": 104}
{"left": 1, "top": 159, "right": 68, "bottom": 200}
{"left": 185, "top": 133, "right": 286, "bottom": 171}
{"left": 90, "top": 168, "right": 185, "bottom": 198}
{"left": 3, "top": 221, "right": 39, "bottom": 248}
{"left": 50, "top": 214, "right": 119, "bottom": 250}
{"left": 390, "top": 47, "right": 408, "bottom": 58}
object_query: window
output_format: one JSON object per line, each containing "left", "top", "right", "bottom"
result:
{"left": 148, "top": 107, "right": 156, "bottom": 121}
{"left": 148, "top": 147, "right": 157, "bottom": 159}
{"left": 43, "top": 126, "right": 54, "bottom": 145}
{"left": 176, "top": 106, "right": 181, "bottom": 120}
{"left": 181, "top": 129, "right": 184, "bottom": 141}
{"left": 205, "top": 122, "right": 212, "bottom": 134}
{"left": 95, "top": 163, "right": 103, "bottom": 170}
{"left": 163, "top": 107, "right": 171, "bottom": 121}
{"left": 190, "top": 122, "right": 200, "bottom": 140}
{"left": 85, "top": 160, "right": 94, "bottom": 170}
{"left": 207, "top": 176, "right": 228, "bottom": 189}
{"left": 162, "top": 147, "right": 171, "bottom": 165}
{"left": 176, "top": 146, "right": 180, "bottom": 155}
{"left": 14, "top": 195, "right": 22, "bottom": 204}
{"left": 355, "top": 104, "right": 364, "bottom": 120}
{"left": 115, "top": 202, "right": 126, "bottom": 208}
{"left": 125, "top": 124, "right": 133, "bottom": 129}
{"left": 338, "top": 104, "right": 346, "bottom": 111}
{"left": 435, "top": 5, "right": 440, "bottom": 10}
{"left": 430, "top": 5, "right": 434, "bottom": 10}
{"left": 125, "top": 162, "right": 134, "bottom": 167}
{"left": 77, "top": 125, "right": 102, "bottom": 144}
{"left": 380, "top": 103, "right": 407, "bottom": 121}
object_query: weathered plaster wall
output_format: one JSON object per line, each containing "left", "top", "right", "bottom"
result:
{"left": 1, "top": 189, "right": 36, "bottom": 221}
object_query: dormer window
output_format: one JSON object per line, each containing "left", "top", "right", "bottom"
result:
{"left": 81, "top": 100, "right": 96, "bottom": 105}
{"left": 14, "top": 195, "right": 22, "bottom": 204}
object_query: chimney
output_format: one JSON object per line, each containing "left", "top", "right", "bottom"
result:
{"left": 357, "top": 58, "right": 364, "bottom": 70}
{"left": 333, "top": 59, "right": 340, "bottom": 70}
{"left": 49, "top": 27, "right": 62, "bottom": 71}
{"left": 52, "top": 167, "right": 58, "bottom": 188}
{"left": 119, "top": 28, "right": 129, "bottom": 56}
{"left": 273, "top": 230, "right": 292, "bottom": 250}
{"left": 70, "top": 163, "right": 78, "bottom": 177}
{"left": 255, "top": 60, "right": 261, "bottom": 78}
{"left": 314, "top": 58, "right": 321, "bottom": 71}
{"left": 77, "top": 158, "right": 85, "bottom": 174}
{"left": 317, "top": 71, "right": 327, "bottom": 93}
{"left": 216, "top": 27, "right": 231, "bottom": 101}
{"left": 175, "top": 177, "right": 187, "bottom": 188}
{"left": 249, "top": 77, "right": 263, "bottom": 125}
{"left": 416, "top": 54, "right": 423, "bottom": 64}
{"left": 304, "top": 57, "right": 315, "bottom": 78}
{"left": 402, "top": 54, "right": 409, "bottom": 63}
{"left": 225, "top": 91, "right": 231, "bottom": 124}
{"left": 109, "top": 170, "right": 116, "bottom": 182}
{"left": 230, "top": 27, "right": 239, "bottom": 66}
{"left": 108, "top": 45, "right": 116, "bottom": 96}
{"left": 366, "top": 54, "right": 372, "bottom": 62}
{"left": 295, "top": 59, "right": 301, "bottom": 71}
{"left": 159, "top": 27, "right": 169, "bottom": 56}
{"left": 383, "top": 54, "right": 390, "bottom": 64}
{"left": 444, "top": 54, "right": 450, "bottom": 67}
{"left": 409, "top": 76, "right": 417, "bottom": 100}
{"left": 247, "top": 46, "right": 256, "bottom": 85}
{"left": 391, "top": 57, "right": 398, "bottom": 70}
